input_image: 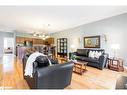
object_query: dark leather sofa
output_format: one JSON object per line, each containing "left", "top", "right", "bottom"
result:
{"left": 22, "top": 54, "right": 74, "bottom": 89}
{"left": 74, "top": 49, "right": 108, "bottom": 70}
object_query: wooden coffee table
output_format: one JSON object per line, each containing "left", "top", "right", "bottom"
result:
{"left": 73, "top": 61, "right": 88, "bottom": 75}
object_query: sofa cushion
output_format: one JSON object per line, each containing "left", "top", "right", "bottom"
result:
{"left": 76, "top": 49, "right": 89, "bottom": 57}
{"left": 76, "top": 56, "right": 99, "bottom": 63}
{"left": 82, "top": 57, "right": 99, "bottom": 63}
{"left": 94, "top": 51, "right": 103, "bottom": 59}
{"left": 76, "top": 56, "right": 85, "bottom": 60}
{"left": 88, "top": 49, "right": 104, "bottom": 54}
{"left": 88, "top": 51, "right": 95, "bottom": 58}
{"left": 35, "top": 56, "right": 50, "bottom": 68}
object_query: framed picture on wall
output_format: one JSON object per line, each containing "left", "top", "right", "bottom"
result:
{"left": 84, "top": 35, "right": 100, "bottom": 48}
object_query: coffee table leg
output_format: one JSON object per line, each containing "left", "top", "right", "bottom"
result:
{"left": 73, "top": 62, "right": 87, "bottom": 75}
{"left": 80, "top": 65, "right": 81, "bottom": 75}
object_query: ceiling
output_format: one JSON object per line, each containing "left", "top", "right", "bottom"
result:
{"left": 0, "top": 6, "right": 127, "bottom": 33}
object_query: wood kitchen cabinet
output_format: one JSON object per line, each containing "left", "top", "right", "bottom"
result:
{"left": 24, "top": 38, "right": 33, "bottom": 42}
{"left": 16, "top": 37, "right": 33, "bottom": 43}
{"left": 33, "top": 39, "right": 38, "bottom": 44}
{"left": 16, "top": 37, "right": 24, "bottom": 43}
{"left": 45, "top": 38, "right": 54, "bottom": 45}
{"left": 33, "top": 38, "right": 44, "bottom": 44}
{"left": 16, "top": 36, "right": 54, "bottom": 45}
{"left": 39, "top": 39, "right": 44, "bottom": 44}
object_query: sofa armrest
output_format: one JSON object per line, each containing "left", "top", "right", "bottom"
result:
{"left": 73, "top": 52, "right": 77, "bottom": 55}
{"left": 36, "top": 62, "right": 74, "bottom": 77}
{"left": 98, "top": 53, "right": 109, "bottom": 69}
{"left": 34, "top": 62, "right": 74, "bottom": 89}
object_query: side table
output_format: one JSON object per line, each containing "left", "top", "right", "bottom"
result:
{"left": 108, "top": 57, "right": 124, "bottom": 72}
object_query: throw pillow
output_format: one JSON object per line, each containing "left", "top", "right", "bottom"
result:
{"left": 94, "top": 51, "right": 98, "bottom": 58}
{"left": 88, "top": 51, "right": 92, "bottom": 57}
{"left": 89, "top": 51, "right": 95, "bottom": 58}
{"left": 91, "top": 51, "right": 95, "bottom": 58}
{"left": 97, "top": 51, "right": 102, "bottom": 58}
{"left": 95, "top": 51, "right": 102, "bottom": 59}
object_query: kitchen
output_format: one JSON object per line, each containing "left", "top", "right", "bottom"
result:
{"left": 16, "top": 36, "right": 55, "bottom": 59}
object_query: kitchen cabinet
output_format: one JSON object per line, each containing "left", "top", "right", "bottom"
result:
{"left": 24, "top": 38, "right": 32, "bottom": 42}
{"left": 33, "top": 38, "right": 44, "bottom": 44}
{"left": 16, "top": 37, "right": 24, "bottom": 43}
{"left": 16, "top": 37, "right": 54, "bottom": 45}
{"left": 45, "top": 38, "right": 54, "bottom": 45}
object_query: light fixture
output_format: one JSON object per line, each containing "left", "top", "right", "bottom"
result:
{"left": 70, "top": 44, "right": 76, "bottom": 52}
{"left": 45, "top": 35, "right": 49, "bottom": 38}
{"left": 33, "top": 32, "right": 37, "bottom": 37}
{"left": 111, "top": 44, "right": 120, "bottom": 58}
{"left": 42, "top": 37, "right": 46, "bottom": 40}
{"left": 39, "top": 34, "right": 42, "bottom": 38}
{"left": 42, "top": 34, "right": 45, "bottom": 37}
{"left": 33, "top": 24, "right": 51, "bottom": 40}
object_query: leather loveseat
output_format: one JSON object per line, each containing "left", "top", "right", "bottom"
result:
{"left": 74, "top": 49, "right": 108, "bottom": 70}
{"left": 22, "top": 54, "right": 74, "bottom": 89}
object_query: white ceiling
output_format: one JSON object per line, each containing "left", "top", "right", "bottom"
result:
{"left": 0, "top": 6, "right": 127, "bottom": 33}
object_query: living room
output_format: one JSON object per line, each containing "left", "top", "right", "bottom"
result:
{"left": 0, "top": 2, "right": 127, "bottom": 95}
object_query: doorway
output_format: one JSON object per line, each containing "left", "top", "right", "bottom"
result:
{"left": 4, "top": 37, "right": 14, "bottom": 54}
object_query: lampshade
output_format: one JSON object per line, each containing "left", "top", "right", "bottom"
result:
{"left": 111, "top": 44, "right": 120, "bottom": 50}
{"left": 70, "top": 44, "right": 76, "bottom": 52}
{"left": 70, "top": 44, "right": 75, "bottom": 49}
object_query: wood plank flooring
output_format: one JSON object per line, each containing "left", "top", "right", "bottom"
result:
{"left": 0, "top": 54, "right": 127, "bottom": 89}
{"left": 0, "top": 54, "right": 29, "bottom": 89}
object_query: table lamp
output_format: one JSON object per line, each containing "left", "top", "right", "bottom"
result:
{"left": 70, "top": 44, "right": 76, "bottom": 52}
{"left": 111, "top": 44, "right": 120, "bottom": 59}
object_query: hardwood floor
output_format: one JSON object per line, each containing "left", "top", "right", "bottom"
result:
{"left": 0, "top": 54, "right": 127, "bottom": 89}
{"left": 68, "top": 66, "right": 127, "bottom": 89}
{"left": 0, "top": 54, "right": 29, "bottom": 89}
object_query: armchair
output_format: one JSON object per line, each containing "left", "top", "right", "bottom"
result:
{"left": 22, "top": 54, "right": 74, "bottom": 89}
